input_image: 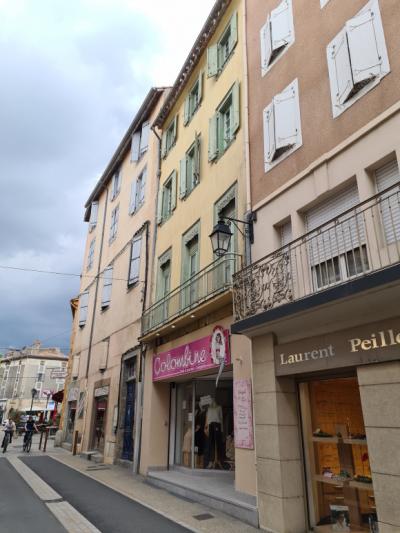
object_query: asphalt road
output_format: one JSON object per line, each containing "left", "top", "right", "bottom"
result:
{"left": 0, "top": 457, "right": 66, "bottom": 533}
{"left": 21, "top": 456, "right": 189, "bottom": 533}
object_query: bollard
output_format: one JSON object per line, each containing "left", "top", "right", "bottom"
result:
{"left": 72, "top": 430, "right": 79, "bottom": 456}
{"left": 43, "top": 430, "right": 49, "bottom": 452}
{"left": 39, "top": 431, "right": 44, "bottom": 450}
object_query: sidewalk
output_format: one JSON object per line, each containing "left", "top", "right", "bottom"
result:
{"left": 48, "top": 447, "right": 258, "bottom": 533}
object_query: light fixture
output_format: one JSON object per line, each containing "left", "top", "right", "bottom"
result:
{"left": 209, "top": 219, "right": 233, "bottom": 257}
{"left": 190, "top": 314, "right": 196, "bottom": 319}
{"left": 171, "top": 325, "right": 176, "bottom": 329}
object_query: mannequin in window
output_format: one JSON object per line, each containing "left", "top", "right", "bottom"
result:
{"left": 204, "top": 397, "right": 224, "bottom": 469}
{"left": 182, "top": 425, "right": 192, "bottom": 467}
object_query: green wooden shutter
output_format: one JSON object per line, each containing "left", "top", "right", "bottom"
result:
{"left": 198, "top": 72, "right": 203, "bottom": 104}
{"left": 171, "top": 170, "right": 177, "bottom": 211}
{"left": 157, "top": 186, "right": 163, "bottom": 224}
{"left": 208, "top": 114, "right": 218, "bottom": 161}
{"left": 194, "top": 133, "right": 201, "bottom": 184}
{"left": 232, "top": 81, "right": 240, "bottom": 135}
{"left": 172, "top": 115, "right": 178, "bottom": 145}
{"left": 161, "top": 132, "right": 167, "bottom": 159}
{"left": 229, "top": 11, "right": 238, "bottom": 53}
{"left": 179, "top": 158, "right": 187, "bottom": 199}
{"left": 207, "top": 45, "right": 218, "bottom": 77}
{"left": 183, "top": 97, "right": 190, "bottom": 126}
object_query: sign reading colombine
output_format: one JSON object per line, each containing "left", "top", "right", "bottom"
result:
{"left": 152, "top": 327, "right": 230, "bottom": 381}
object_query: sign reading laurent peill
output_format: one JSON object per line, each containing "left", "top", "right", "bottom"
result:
{"left": 153, "top": 328, "right": 230, "bottom": 381}
{"left": 275, "top": 317, "right": 400, "bottom": 376}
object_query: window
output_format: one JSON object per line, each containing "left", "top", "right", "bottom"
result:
{"left": 182, "top": 233, "right": 199, "bottom": 308}
{"left": 87, "top": 238, "right": 95, "bottom": 271}
{"left": 111, "top": 169, "right": 121, "bottom": 200}
{"left": 129, "top": 167, "right": 147, "bottom": 215}
{"left": 375, "top": 159, "right": 400, "bottom": 244}
{"left": 37, "top": 361, "right": 45, "bottom": 383}
{"left": 260, "top": 0, "right": 295, "bottom": 75}
{"left": 161, "top": 116, "right": 178, "bottom": 158}
{"left": 263, "top": 78, "right": 302, "bottom": 172}
{"left": 183, "top": 73, "right": 203, "bottom": 126}
{"left": 327, "top": 0, "right": 390, "bottom": 118}
{"left": 157, "top": 171, "right": 177, "bottom": 224}
{"left": 101, "top": 266, "right": 113, "bottom": 308}
{"left": 280, "top": 221, "right": 292, "bottom": 247}
{"left": 89, "top": 201, "right": 99, "bottom": 232}
{"left": 128, "top": 235, "right": 142, "bottom": 286}
{"left": 131, "top": 121, "right": 150, "bottom": 162}
{"left": 209, "top": 82, "right": 240, "bottom": 162}
{"left": 79, "top": 291, "right": 89, "bottom": 327}
{"left": 109, "top": 204, "right": 119, "bottom": 244}
{"left": 180, "top": 134, "right": 201, "bottom": 199}
{"left": 320, "top": 0, "right": 331, "bottom": 7}
{"left": 207, "top": 11, "right": 238, "bottom": 77}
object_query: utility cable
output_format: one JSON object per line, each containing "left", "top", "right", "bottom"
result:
{"left": 0, "top": 264, "right": 129, "bottom": 283}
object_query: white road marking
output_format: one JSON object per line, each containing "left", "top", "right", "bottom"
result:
{"left": 7, "top": 456, "right": 102, "bottom": 533}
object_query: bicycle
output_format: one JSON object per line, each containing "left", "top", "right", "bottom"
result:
{"left": 2, "top": 431, "right": 11, "bottom": 453}
{"left": 23, "top": 430, "right": 34, "bottom": 453}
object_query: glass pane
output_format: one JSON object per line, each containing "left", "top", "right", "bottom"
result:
{"left": 175, "top": 383, "right": 193, "bottom": 467}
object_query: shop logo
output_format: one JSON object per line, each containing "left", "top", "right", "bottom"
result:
{"left": 349, "top": 329, "right": 400, "bottom": 352}
{"left": 279, "top": 345, "right": 335, "bottom": 366}
{"left": 153, "top": 345, "right": 208, "bottom": 377}
{"left": 211, "top": 326, "right": 227, "bottom": 387}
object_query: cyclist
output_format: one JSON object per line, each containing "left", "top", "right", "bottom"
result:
{"left": 23, "top": 416, "right": 38, "bottom": 446}
{"left": 2, "top": 418, "right": 16, "bottom": 450}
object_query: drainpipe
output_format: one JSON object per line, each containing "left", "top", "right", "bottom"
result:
{"left": 242, "top": 0, "right": 253, "bottom": 267}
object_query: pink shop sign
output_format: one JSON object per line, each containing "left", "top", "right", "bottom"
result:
{"left": 234, "top": 379, "right": 254, "bottom": 449}
{"left": 152, "top": 328, "right": 230, "bottom": 381}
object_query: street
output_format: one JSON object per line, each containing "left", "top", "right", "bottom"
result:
{"left": 0, "top": 436, "right": 189, "bottom": 533}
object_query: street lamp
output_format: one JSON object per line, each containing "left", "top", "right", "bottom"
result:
{"left": 30, "top": 388, "right": 37, "bottom": 414}
{"left": 209, "top": 214, "right": 255, "bottom": 258}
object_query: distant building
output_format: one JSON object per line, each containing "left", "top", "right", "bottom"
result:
{"left": 0, "top": 340, "right": 67, "bottom": 419}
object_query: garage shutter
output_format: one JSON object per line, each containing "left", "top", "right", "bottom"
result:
{"left": 375, "top": 159, "right": 400, "bottom": 244}
{"left": 306, "top": 184, "right": 362, "bottom": 265}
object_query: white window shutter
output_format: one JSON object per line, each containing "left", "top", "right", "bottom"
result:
{"left": 171, "top": 170, "right": 177, "bottom": 211}
{"left": 327, "top": 28, "right": 353, "bottom": 109}
{"left": 129, "top": 179, "right": 137, "bottom": 215}
{"left": 260, "top": 17, "right": 272, "bottom": 72}
{"left": 131, "top": 132, "right": 141, "bottom": 162}
{"left": 232, "top": 81, "right": 240, "bottom": 135}
{"left": 207, "top": 45, "right": 218, "bottom": 77}
{"left": 183, "top": 96, "right": 190, "bottom": 126}
{"left": 140, "top": 167, "right": 147, "bottom": 204}
{"left": 129, "top": 237, "right": 142, "bottom": 284}
{"left": 274, "top": 79, "right": 299, "bottom": 151}
{"left": 89, "top": 201, "right": 98, "bottom": 229}
{"left": 208, "top": 114, "right": 218, "bottom": 161}
{"left": 271, "top": 0, "right": 292, "bottom": 52}
{"left": 101, "top": 267, "right": 113, "bottom": 307}
{"left": 79, "top": 292, "right": 89, "bottom": 326}
{"left": 157, "top": 187, "right": 163, "bottom": 224}
{"left": 346, "top": 5, "right": 384, "bottom": 85}
{"left": 140, "top": 121, "right": 150, "bottom": 153}
{"left": 263, "top": 102, "right": 276, "bottom": 165}
{"left": 179, "top": 158, "right": 187, "bottom": 199}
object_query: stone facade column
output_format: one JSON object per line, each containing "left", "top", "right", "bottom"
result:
{"left": 357, "top": 361, "right": 400, "bottom": 533}
{"left": 252, "top": 334, "right": 307, "bottom": 532}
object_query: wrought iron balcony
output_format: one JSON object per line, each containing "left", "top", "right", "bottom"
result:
{"left": 233, "top": 183, "right": 400, "bottom": 322}
{"left": 142, "top": 253, "right": 242, "bottom": 336}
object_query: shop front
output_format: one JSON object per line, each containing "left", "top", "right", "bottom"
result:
{"left": 91, "top": 385, "right": 109, "bottom": 452}
{"left": 246, "top": 316, "right": 400, "bottom": 533}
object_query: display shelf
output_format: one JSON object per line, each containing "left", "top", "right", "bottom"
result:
{"left": 314, "top": 474, "right": 345, "bottom": 487}
{"left": 312, "top": 435, "right": 339, "bottom": 443}
{"left": 349, "top": 480, "right": 373, "bottom": 491}
{"left": 342, "top": 438, "right": 367, "bottom": 445}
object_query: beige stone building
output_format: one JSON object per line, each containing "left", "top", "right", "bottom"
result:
{"left": 139, "top": 0, "right": 257, "bottom": 525}
{"left": 65, "top": 88, "right": 167, "bottom": 465}
{"left": 232, "top": 0, "right": 400, "bottom": 531}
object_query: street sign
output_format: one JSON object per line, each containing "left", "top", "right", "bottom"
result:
{"left": 50, "top": 369, "right": 67, "bottom": 379}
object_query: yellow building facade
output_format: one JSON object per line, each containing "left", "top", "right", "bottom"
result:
{"left": 140, "top": 0, "right": 257, "bottom": 525}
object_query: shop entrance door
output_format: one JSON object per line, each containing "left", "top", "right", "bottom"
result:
{"left": 65, "top": 402, "right": 76, "bottom": 444}
{"left": 92, "top": 397, "right": 107, "bottom": 451}
{"left": 122, "top": 381, "right": 135, "bottom": 460}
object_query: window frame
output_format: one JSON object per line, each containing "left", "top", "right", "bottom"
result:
{"left": 180, "top": 134, "right": 201, "bottom": 200}
{"left": 109, "top": 204, "right": 120, "bottom": 244}
{"left": 128, "top": 235, "right": 142, "bottom": 287}
{"left": 207, "top": 11, "right": 238, "bottom": 78}
{"left": 158, "top": 170, "right": 177, "bottom": 225}
{"left": 101, "top": 265, "right": 113, "bottom": 309}
{"left": 110, "top": 170, "right": 121, "bottom": 201}
{"left": 161, "top": 116, "right": 178, "bottom": 159}
{"left": 89, "top": 201, "right": 99, "bottom": 232}
{"left": 79, "top": 291, "right": 89, "bottom": 327}
{"left": 183, "top": 73, "right": 203, "bottom": 126}
{"left": 208, "top": 81, "right": 240, "bottom": 162}
{"left": 87, "top": 238, "right": 96, "bottom": 271}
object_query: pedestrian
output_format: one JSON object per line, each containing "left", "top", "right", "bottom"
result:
{"left": 2, "top": 418, "right": 16, "bottom": 447}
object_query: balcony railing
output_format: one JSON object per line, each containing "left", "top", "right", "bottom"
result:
{"left": 233, "top": 183, "right": 400, "bottom": 322}
{"left": 142, "top": 253, "right": 242, "bottom": 336}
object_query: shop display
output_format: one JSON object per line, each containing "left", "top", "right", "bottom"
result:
{"left": 300, "top": 377, "right": 376, "bottom": 532}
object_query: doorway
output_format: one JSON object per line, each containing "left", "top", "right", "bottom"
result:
{"left": 92, "top": 397, "right": 107, "bottom": 451}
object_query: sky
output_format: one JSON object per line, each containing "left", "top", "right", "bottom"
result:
{"left": 0, "top": 0, "right": 215, "bottom": 354}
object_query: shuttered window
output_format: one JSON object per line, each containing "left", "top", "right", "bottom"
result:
{"left": 161, "top": 116, "right": 178, "bottom": 159}
{"left": 184, "top": 73, "right": 203, "bottom": 126}
{"left": 280, "top": 221, "right": 292, "bottom": 247}
{"left": 109, "top": 205, "right": 119, "bottom": 244}
{"left": 180, "top": 134, "right": 201, "bottom": 199}
{"left": 111, "top": 170, "right": 121, "bottom": 200}
{"left": 263, "top": 78, "right": 302, "bottom": 172}
{"left": 260, "top": 0, "right": 294, "bottom": 75}
{"left": 79, "top": 292, "right": 89, "bottom": 327}
{"left": 101, "top": 266, "right": 113, "bottom": 308}
{"left": 89, "top": 201, "right": 99, "bottom": 232}
{"left": 87, "top": 238, "right": 96, "bottom": 271}
{"left": 208, "top": 82, "right": 240, "bottom": 162}
{"left": 128, "top": 236, "right": 142, "bottom": 285}
{"left": 207, "top": 11, "right": 238, "bottom": 78}
{"left": 375, "top": 160, "right": 400, "bottom": 244}
{"left": 327, "top": 0, "right": 390, "bottom": 118}
{"left": 158, "top": 171, "right": 177, "bottom": 224}
{"left": 306, "top": 185, "right": 368, "bottom": 288}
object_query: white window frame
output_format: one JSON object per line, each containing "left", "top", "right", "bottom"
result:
{"left": 87, "top": 238, "right": 95, "bottom": 271}
{"left": 327, "top": 0, "right": 390, "bottom": 118}
{"left": 260, "top": 0, "right": 295, "bottom": 76}
{"left": 263, "top": 78, "right": 302, "bottom": 173}
{"left": 109, "top": 204, "right": 119, "bottom": 244}
{"left": 129, "top": 167, "right": 147, "bottom": 215}
{"left": 101, "top": 266, "right": 113, "bottom": 309}
{"left": 131, "top": 121, "right": 150, "bottom": 162}
{"left": 128, "top": 235, "right": 142, "bottom": 286}
{"left": 79, "top": 291, "right": 89, "bottom": 327}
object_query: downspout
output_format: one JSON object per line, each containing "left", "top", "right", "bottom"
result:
{"left": 242, "top": 0, "right": 253, "bottom": 267}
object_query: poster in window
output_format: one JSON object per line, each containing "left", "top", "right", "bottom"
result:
{"left": 233, "top": 379, "right": 254, "bottom": 449}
